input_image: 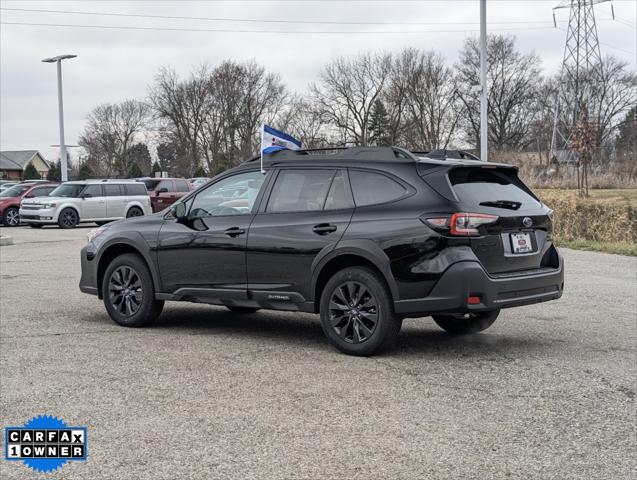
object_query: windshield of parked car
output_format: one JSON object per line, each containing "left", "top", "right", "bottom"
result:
{"left": 0, "top": 185, "right": 31, "bottom": 197}
{"left": 49, "top": 184, "right": 85, "bottom": 198}
{"left": 139, "top": 179, "right": 162, "bottom": 191}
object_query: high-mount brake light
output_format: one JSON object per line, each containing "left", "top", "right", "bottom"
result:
{"left": 449, "top": 213, "right": 498, "bottom": 236}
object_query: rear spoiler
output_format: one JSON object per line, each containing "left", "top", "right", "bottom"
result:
{"left": 416, "top": 162, "right": 532, "bottom": 203}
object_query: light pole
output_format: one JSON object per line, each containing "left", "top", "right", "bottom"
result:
{"left": 42, "top": 54, "right": 76, "bottom": 181}
{"left": 480, "top": 0, "right": 488, "bottom": 162}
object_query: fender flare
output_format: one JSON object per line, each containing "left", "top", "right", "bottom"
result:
{"left": 311, "top": 239, "right": 400, "bottom": 301}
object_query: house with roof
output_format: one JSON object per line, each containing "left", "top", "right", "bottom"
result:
{"left": 0, "top": 150, "right": 50, "bottom": 180}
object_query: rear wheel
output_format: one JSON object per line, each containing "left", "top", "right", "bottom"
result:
{"left": 102, "top": 253, "right": 164, "bottom": 327}
{"left": 58, "top": 208, "right": 79, "bottom": 229}
{"left": 226, "top": 306, "right": 260, "bottom": 314}
{"left": 433, "top": 310, "right": 500, "bottom": 335}
{"left": 320, "top": 267, "right": 400, "bottom": 356}
{"left": 2, "top": 207, "right": 19, "bottom": 227}
{"left": 126, "top": 206, "right": 143, "bottom": 218}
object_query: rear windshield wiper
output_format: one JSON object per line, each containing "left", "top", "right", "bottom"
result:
{"left": 479, "top": 200, "right": 522, "bottom": 210}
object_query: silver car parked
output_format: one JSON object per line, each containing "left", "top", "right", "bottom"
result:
{"left": 19, "top": 180, "right": 152, "bottom": 229}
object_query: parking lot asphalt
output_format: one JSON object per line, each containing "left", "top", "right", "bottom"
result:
{"left": 0, "top": 225, "right": 635, "bottom": 479}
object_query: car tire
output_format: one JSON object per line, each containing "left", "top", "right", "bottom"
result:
{"left": 57, "top": 208, "right": 79, "bottom": 229}
{"left": 432, "top": 310, "right": 500, "bottom": 335}
{"left": 2, "top": 207, "right": 19, "bottom": 227}
{"left": 126, "top": 206, "right": 144, "bottom": 218}
{"left": 102, "top": 253, "right": 164, "bottom": 327}
{"left": 319, "top": 267, "right": 400, "bottom": 356}
{"left": 225, "top": 306, "right": 260, "bottom": 314}
{"left": 29, "top": 224, "right": 43, "bottom": 228}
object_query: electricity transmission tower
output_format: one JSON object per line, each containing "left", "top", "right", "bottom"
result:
{"left": 550, "top": 0, "right": 610, "bottom": 165}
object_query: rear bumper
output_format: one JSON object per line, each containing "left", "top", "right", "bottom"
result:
{"left": 394, "top": 254, "right": 564, "bottom": 315}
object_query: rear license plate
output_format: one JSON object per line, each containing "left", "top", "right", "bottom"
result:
{"left": 510, "top": 232, "right": 533, "bottom": 254}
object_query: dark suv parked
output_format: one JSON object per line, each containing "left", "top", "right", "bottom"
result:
{"left": 79, "top": 147, "right": 563, "bottom": 356}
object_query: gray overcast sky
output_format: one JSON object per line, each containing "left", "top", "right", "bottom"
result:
{"left": 1, "top": 0, "right": 635, "bottom": 161}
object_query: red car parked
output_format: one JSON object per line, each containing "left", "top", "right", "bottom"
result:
{"left": 137, "top": 178, "right": 192, "bottom": 213}
{"left": 0, "top": 182, "right": 59, "bottom": 226}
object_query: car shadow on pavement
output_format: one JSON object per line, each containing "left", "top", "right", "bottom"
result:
{"left": 128, "top": 306, "right": 556, "bottom": 358}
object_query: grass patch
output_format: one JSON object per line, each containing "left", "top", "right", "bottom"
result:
{"left": 536, "top": 188, "right": 637, "bottom": 207}
{"left": 555, "top": 239, "right": 637, "bottom": 256}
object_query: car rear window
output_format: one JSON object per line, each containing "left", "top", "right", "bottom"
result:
{"left": 348, "top": 170, "right": 408, "bottom": 207}
{"left": 125, "top": 183, "right": 148, "bottom": 196}
{"left": 103, "top": 184, "right": 123, "bottom": 196}
{"left": 175, "top": 180, "right": 190, "bottom": 192}
{"left": 449, "top": 167, "right": 541, "bottom": 209}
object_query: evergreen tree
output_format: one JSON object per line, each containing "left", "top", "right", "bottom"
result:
{"left": 157, "top": 141, "right": 178, "bottom": 175}
{"left": 368, "top": 99, "right": 391, "bottom": 146}
{"left": 616, "top": 106, "right": 636, "bottom": 152}
{"left": 78, "top": 162, "right": 93, "bottom": 180}
{"left": 23, "top": 162, "right": 41, "bottom": 180}
{"left": 192, "top": 166, "right": 207, "bottom": 177}
{"left": 127, "top": 162, "right": 144, "bottom": 178}
{"left": 46, "top": 161, "right": 61, "bottom": 181}
{"left": 126, "top": 143, "right": 152, "bottom": 175}
{"left": 151, "top": 161, "right": 162, "bottom": 176}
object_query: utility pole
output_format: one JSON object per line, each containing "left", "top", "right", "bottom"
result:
{"left": 42, "top": 54, "right": 77, "bottom": 182}
{"left": 480, "top": 0, "right": 488, "bottom": 162}
{"left": 550, "top": 0, "right": 608, "bottom": 165}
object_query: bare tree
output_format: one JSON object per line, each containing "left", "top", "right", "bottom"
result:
{"left": 78, "top": 99, "right": 149, "bottom": 177}
{"left": 456, "top": 35, "right": 543, "bottom": 151}
{"left": 311, "top": 53, "right": 392, "bottom": 146}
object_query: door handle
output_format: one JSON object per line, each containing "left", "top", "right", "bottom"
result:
{"left": 224, "top": 227, "right": 245, "bottom": 237}
{"left": 313, "top": 223, "right": 337, "bottom": 235}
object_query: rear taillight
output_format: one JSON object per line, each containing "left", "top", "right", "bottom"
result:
{"left": 449, "top": 213, "right": 498, "bottom": 236}
{"left": 423, "top": 212, "right": 498, "bottom": 236}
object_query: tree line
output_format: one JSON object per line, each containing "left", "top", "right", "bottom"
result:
{"left": 77, "top": 34, "right": 636, "bottom": 178}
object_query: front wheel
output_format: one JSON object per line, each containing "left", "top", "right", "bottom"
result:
{"left": 2, "top": 207, "right": 19, "bottom": 227}
{"left": 57, "top": 208, "right": 79, "bottom": 229}
{"left": 102, "top": 253, "right": 164, "bottom": 327}
{"left": 433, "top": 310, "right": 500, "bottom": 335}
{"left": 320, "top": 267, "right": 401, "bottom": 356}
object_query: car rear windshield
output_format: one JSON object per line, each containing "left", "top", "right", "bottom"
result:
{"left": 449, "top": 167, "right": 541, "bottom": 209}
{"left": 0, "top": 185, "right": 31, "bottom": 197}
{"left": 49, "top": 184, "right": 85, "bottom": 198}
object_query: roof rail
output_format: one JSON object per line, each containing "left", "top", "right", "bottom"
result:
{"left": 412, "top": 149, "right": 480, "bottom": 161}
{"left": 247, "top": 145, "right": 419, "bottom": 163}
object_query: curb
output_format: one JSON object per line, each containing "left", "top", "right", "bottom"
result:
{"left": 0, "top": 236, "right": 14, "bottom": 246}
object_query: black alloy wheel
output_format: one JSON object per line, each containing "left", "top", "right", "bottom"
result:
{"left": 126, "top": 207, "right": 143, "bottom": 218}
{"left": 108, "top": 266, "right": 143, "bottom": 317}
{"left": 329, "top": 281, "right": 378, "bottom": 344}
{"left": 58, "top": 208, "right": 79, "bottom": 228}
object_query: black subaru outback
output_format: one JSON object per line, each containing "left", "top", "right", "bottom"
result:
{"left": 79, "top": 147, "right": 563, "bottom": 356}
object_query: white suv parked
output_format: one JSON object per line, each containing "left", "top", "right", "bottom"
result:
{"left": 19, "top": 180, "right": 152, "bottom": 228}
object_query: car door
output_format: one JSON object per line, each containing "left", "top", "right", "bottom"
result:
{"left": 246, "top": 168, "right": 355, "bottom": 302}
{"left": 79, "top": 184, "right": 106, "bottom": 220}
{"left": 156, "top": 170, "right": 269, "bottom": 295}
{"left": 152, "top": 180, "right": 177, "bottom": 212}
{"left": 103, "top": 184, "right": 126, "bottom": 218}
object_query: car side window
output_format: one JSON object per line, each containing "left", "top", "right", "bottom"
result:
{"left": 189, "top": 171, "right": 266, "bottom": 217}
{"left": 158, "top": 180, "right": 173, "bottom": 192}
{"left": 175, "top": 180, "right": 190, "bottom": 192}
{"left": 125, "top": 184, "right": 148, "bottom": 196}
{"left": 103, "top": 184, "right": 123, "bottom": 196}
{"left": 267, "top": 169, "right": 335, "bottom": 213}
{"left": 82, "top": 185, "right": 103, "bottom": 198}
{"left": 348, "top": 170, "right": 408, "bottom": 207}
{"left": 30, "top": 187, "right": 54, "bottom": 197}
{"left": 324, "top": 170, "right": 354, "bottom": 210}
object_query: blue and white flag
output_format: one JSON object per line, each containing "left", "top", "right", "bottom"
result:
{"left": 261, "top": 124, "right": 302, "bottom": 155}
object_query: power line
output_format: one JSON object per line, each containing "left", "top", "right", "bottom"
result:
{"left": 0, "top": 6, "right": 623, "bottom": 27}
{"left": 0, "top": 21, "right": 561, "bottom": 34}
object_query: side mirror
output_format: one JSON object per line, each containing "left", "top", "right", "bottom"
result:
{"left": 157, "top": 187, "right": 168, "bottom": 194}
{"left": 173, "top": 202, "right": 187, "bottom": 220}
{"left": 81, "top": 193, "right": 92, "bottom": 199}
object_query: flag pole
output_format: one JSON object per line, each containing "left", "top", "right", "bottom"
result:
{"left": 260, "top": 123, "right": 266, "bottom": 174}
